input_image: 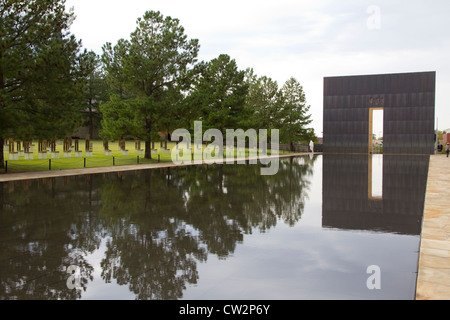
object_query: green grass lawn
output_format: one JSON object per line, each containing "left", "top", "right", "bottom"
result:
{"left": 2, "top": 140, "right": 291, "bottom": 173}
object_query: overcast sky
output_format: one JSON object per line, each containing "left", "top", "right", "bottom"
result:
{"left": 65, "top": 0, "right": 450, "bottom": 136}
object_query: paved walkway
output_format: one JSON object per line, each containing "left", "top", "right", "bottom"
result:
{"left": 0, "top": 153, "right": 313, "bottom": 182}
{"left": 416, "top": 154, "right": 450, "bottom": 300}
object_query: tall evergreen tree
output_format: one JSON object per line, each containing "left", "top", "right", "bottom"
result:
{"left": 101, "top": 11, "right": 199, "bottom": 159}
{"left": 278, "top": 77, "right": 313, "bottom": 150}
{"left": 0, "top": 0, "right": 88, "bottom": 168}
{"left": 191, "top": 54, "right": 249, "bottom": 134}
{"left": 82, "top": 51, "right": 109, "bottom": 139}
{"left": 244, "top": 69, "right": 282, "bottom": 131}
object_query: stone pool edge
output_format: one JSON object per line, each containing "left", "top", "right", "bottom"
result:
{"left": 0, "top": 153, "right": 319, "bottom": 182}
{"left": 415, "top": 154, "right": 450, "bottom": 300}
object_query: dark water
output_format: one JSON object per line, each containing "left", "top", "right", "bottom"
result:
{"left": 0, "top": 154, "right": 429, "bottom": 300}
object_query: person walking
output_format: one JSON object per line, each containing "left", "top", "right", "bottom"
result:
{"left": 446, "top": 143, "right": 450, "bottom": 158}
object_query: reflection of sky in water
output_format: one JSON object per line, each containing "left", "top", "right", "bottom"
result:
{"left": 0, "top": 155, "right": 428, "bottom": 300}
{"left": 182, "top": 156, "right": 421, "bottom": 300}
{"left": 82, "top": 238, "right": 135, "bottom": 300}
{"left": 184, "top": 227, "right": 419, "bottom": 300}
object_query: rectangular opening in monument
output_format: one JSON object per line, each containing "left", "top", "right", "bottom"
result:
{"left": 369, "top": 108, "right": 384, "bottom": 154}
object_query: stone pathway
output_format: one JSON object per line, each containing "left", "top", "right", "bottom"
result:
{"left": 416, "top": 154, "right": 450, "bottom": 300}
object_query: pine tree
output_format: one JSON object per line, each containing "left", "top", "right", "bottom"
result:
{"left": 82, "top": 51, "right": 109, "bottom": 139}
{"left": 0, "top": 0, "right": 88, "bottom": 168}
{"left": 101, "top": 11, "right": 199, "bottom": 159}
{"left": 191, "top": 54, "right": 249, "bottom": 134}
{"left": 278, "top": 77, "right": 313, "bottom": 150}
{"left": 244, "top": 70, "right": 282, "bottom": 131}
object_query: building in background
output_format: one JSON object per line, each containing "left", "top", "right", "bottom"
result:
{"left": 323, "top": 72, "right": 436, "bottom": 155}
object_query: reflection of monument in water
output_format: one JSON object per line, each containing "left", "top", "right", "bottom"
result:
{"left": 322, "top": 154, "right": 429, "bottom": 235}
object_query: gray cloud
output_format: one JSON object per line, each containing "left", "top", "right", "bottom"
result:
{"left": 66, "top": 0, "right": 450, "bottom": 133}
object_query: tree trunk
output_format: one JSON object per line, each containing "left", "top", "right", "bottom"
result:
{"left": 145, "top": 139, "right": 152, "bottom": 159}
{"left": 0, "top": 178, "right": 3, "bottom": 208}
{"left": 219, "top": 127, "right": 225, "bottom": 158}
{"left": 218, "top": 164, "right": 223, "bottom": 191}
{"left": 144, "top": 120, "right": 152, "bottom": 160}
{"left": 0, "top": 50, "right": 5, "bottom": 170}
{"left": 88, "top": 105, "right": 94, "bottom": 140}
{"left": 144, "top": 171, "right": 152, "bottom": 211}
{"left": 0, "top": 139, "right": 4, "bottom": 169}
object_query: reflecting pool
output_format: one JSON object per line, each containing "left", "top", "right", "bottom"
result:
{"left": 0, "top": 154, "right": 429, "bottom": 300}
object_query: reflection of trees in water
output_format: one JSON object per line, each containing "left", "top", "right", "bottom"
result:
{"left": 177, "top": 156, "right": 317, "bottom": 256}
{"left": 98, "top": 156, "right": 317, "bottom": 299}
{"left": 98, "top": 170, "right": 208, "bottom": 300}
{"left": 253, "top": 156, "right": 316, "bottom": 227}
{"left": 0, "top": 176, "right": 104, "bottom": 299}
{"left": 0, "top": 156, "right": 317, "bottom": 300}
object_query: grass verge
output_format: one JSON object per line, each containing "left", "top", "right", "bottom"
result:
{"left": 2, "top": 139, "right": 292, "bottom": 174}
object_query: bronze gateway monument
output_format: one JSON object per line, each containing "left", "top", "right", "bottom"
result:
{"left": 323, "top": 71, "right": 436, "bottom": 154}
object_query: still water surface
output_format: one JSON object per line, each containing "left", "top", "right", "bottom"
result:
{"left": 0, "top": 155, "right": 429, "bottom": 300}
